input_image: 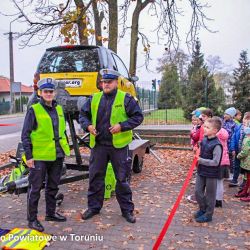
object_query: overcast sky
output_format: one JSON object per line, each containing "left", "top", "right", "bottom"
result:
{"left": 0, "top": 0, "right": 250, "bottom": 86}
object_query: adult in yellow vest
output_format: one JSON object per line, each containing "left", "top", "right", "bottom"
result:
{"left": 79, "top": 69, "right": 144, "bottom": 223}
{"left": 21, "top": 78, "right": 70, "bottom": 232}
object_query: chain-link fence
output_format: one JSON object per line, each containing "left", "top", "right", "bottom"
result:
{"left": 135, "top": 81, "right": 189, "bottom": 125}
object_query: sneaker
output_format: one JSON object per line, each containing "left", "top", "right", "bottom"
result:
{"left": 229, "top": 181, "right": 239, "bottom": 187}
{"left": 195, "top": 214, "right": 212, "bottom": 223}
{"left": 194, "top": 210, "right": 205, "bottom": 219}
{"left": 225, "top": 173, "right": 233, "bottom": 182}
{"left": 186, "top": 194, "right": 197, "bottom": 204}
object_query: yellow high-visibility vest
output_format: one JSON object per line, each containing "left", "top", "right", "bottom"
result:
{"left": 90, "top": 90, "right": 132, "bottom": 148}
{"left": 31, "top": 103, "right": 70, "bottom": 161}
{"left": 0, "top": 227, "right": 51, "bottom": 250}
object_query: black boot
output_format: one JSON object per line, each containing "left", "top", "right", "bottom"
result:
{"left": 28, "top": 220, "right": 44, "bottom": 232}
{"left": 122, "top": 212, "right": 136, "bottom": 223}
{"left": 45, "top": 212, "right": 67, "bottom": 222}
{"left": 81, "top": 209, "right": 100, "bottom": 220}
{"left": 215, "top": 200, "right": 222, "bottom": 208}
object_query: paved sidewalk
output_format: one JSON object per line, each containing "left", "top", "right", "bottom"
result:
{"left": 0, "top": 150, "right": 249, "bottom": 249}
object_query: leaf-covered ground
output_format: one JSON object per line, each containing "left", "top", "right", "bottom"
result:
{"left": 0, "top": 148, "right": 249, "bottom": 249}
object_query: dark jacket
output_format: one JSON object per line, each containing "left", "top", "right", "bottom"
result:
{"left": 21, "top": 99, "right": 65, "bottom": 160}
{"left": 198, "top": 136, "right": 222, "bottom": 178}
{"left": 79, "top": 89, "right": 144, "bottom": 146}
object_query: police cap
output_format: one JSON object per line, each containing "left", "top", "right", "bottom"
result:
{"left": 100, "top": 69, "right": 120, "bottom": 81}
{"left": 37, "top": 78, "right": 56, "bottom": 90}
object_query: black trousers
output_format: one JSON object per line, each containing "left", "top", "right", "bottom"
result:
{"left": 27, "top": 158, "right": 63, "bottom": 222}
{"left": 88, "top": 144, "right": 134, "bottom": 214}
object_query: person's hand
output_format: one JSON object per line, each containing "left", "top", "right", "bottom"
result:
{"left": 232, "top": 151, "right": 236, "bottom": 158}
{"left": 26, "top": 159, "right": 34, "bottom": 168}
{"left": 87, "top": 125, "right": 98, "bottom": 136}
{"left": 109, "top": 124, "right": 121, "bottom": 134}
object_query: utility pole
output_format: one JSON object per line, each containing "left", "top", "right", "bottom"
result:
{"left": 4, "top": 15, "right": 24, "bottom": 114}
{"left": 4, "top": 30, "right": 14, "bottom": 113}
{"left": 9, "top": 31, "right": 14, "bottom": 113}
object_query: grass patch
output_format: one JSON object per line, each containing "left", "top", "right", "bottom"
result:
{"left": 143, "top": 108, "right": 189, "bottom": 125}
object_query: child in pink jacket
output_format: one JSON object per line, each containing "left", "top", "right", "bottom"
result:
{"left": 216, "top": 127, "right": 230, "bottom": 207}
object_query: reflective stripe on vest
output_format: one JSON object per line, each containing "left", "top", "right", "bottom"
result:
{"left": 0, "top": 229, "right": 25, "bottom": 248}
{"left": 0, "top": 228, "right": 51, "bottom": 250}
{"left": 31, "top": 103, "right": 70, "bottom": 161}
{"left": 90, "top": 90, "right": 132, "bottom": 148}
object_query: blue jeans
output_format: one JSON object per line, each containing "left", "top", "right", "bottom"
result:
{"left": 232, "top": 157, "right": 240, "bottom": 183}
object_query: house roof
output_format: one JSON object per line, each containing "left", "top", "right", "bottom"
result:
{"left": 0, "top": 76, "right": 33, "bottom": 93}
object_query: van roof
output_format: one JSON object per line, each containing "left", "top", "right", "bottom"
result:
{"left": 46, "top": 45, "right": 100, "bottom": 51}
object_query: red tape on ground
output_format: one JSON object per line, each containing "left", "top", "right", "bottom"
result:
{"left": 0, "top": 124, "right": 16, "bottom": 126}
{"left": 153, "top": 154, "right": 198, "bottom": 250}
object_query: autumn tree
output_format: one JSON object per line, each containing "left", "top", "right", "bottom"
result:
{"left": 9, "top": 0, "right": 96, "bottom": 46}
{"left": 9, "top": 0, "right": 212, "bottom": 76}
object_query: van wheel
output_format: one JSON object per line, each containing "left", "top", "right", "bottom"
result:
{"left": 132, "top": 155, "right": 143, "bottom": 173}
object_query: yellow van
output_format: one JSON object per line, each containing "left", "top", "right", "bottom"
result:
{"left": 34, "top": 45, "right": 138, "bottom": 98}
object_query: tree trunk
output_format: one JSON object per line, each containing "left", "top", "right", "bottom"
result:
{"left": 74, "top": 0, "right": 89, "bottom": 45}
{"left": 92, "top": 0, "right": 103, "bottom": 46}
{"left": 108, "top": 0, "right": 118, "bottom": 53}
{"left": 129, "top": 0, "right": 152, "bottom": 76}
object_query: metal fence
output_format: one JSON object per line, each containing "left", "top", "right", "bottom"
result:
{"left": 0, "top": 96, "right": 29, "bottom": 115}
{"left": 136, "top": 81, "right": 189, "bottom": 125}
{"left": 0, "top": 101, "right": 10, "bottom": 115}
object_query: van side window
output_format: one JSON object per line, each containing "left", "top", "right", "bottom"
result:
{"left": 111, "top": 54, "right": 129, "bottom": 78}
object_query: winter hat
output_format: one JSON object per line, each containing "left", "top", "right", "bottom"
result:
{"left": 191, "top": 107, "right": 207, "bottom": 115}
{"left": 244, "top": 126, "right": 250, "bottom": 135}
{"left": 224, "top": 107, "right": 237, "bottom": 118}
{"left": 194, "top": 110, "right": 201, "bottom": 118}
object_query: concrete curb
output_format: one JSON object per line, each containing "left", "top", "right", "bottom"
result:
{"left": 153, "top": 146, "right": 192, "bottom": 151}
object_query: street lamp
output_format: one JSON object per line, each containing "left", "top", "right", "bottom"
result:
{"left": 4, "top": 14, "right": 23, "bottom": 114}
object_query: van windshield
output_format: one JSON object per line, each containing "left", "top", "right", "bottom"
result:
{"left": 38, "top": 48, "right": 100, "bottom": 73}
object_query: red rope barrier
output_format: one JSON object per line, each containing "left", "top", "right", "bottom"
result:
{"left": 0, "top": 124, "right": 16, "bottom": 126}
{"left": 153, "top": 154, "right": 199, "bottom": 250}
